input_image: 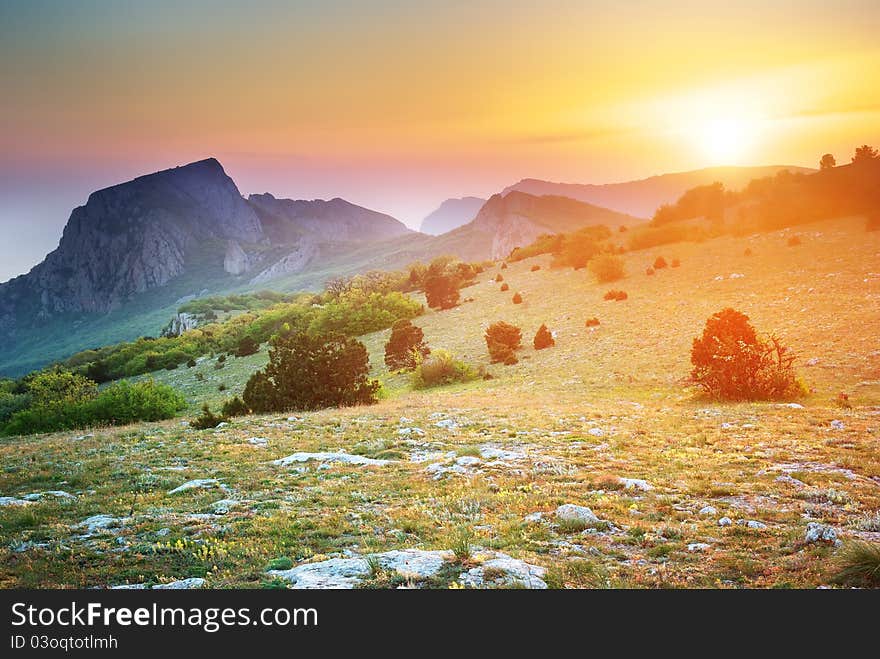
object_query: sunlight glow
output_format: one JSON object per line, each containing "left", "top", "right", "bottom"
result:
{"left": 697, "top": 117, "right": 758, "bottom": 164}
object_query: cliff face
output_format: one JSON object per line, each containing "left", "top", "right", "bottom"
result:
{"left": 0, "top": 158, "right": 263, "bottom": 331}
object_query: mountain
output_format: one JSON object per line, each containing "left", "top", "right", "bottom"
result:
{"left": 419, "top": 197, "right": 486, "bottom": 235}
{"left": 503, "top": 166, "right": 815, "bottom": 218}
{"left": 0, "top": 158, "right": 419, "bottom": 375}
{"left": 434, "top": 191, "right": 640, "bottom": 260}
{"left": 248, "top": 193, "right": 412, "bottom": 244}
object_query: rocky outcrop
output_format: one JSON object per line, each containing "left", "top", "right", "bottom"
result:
{"left": 223, "top": 240, "right": 252, "bottom": 275}
{"left": 160, "top": 312, "right": 201, "bottom": 337}
{"left": 250, "top": 240, "right": 318, "bottom": 284}
{"left": 419, "top": 197, "right": 485, "bottom": 235}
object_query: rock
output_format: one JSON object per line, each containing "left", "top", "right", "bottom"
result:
{"left": 745, "top": 520, "right": 767, "bottom": 530}
{"left": 804, "top": 522, "right": 837, "bottom": 544}
{"left": 459, "top": 554, "right": 548, "bottom": 589}
{"left": 699, "top": 506, "right": 718, "bottom": 516}
{"left": 455, "top": 456, "right": 481, "bottom": 467}
{"left": 555, "top": 504, "right": 601, "bottom": 525}
{"left": 435, "top": 419, "right": 459, "bottom": 431}
{"left": 247, "top": 437, "right": 268, "bottom": 447}
{"left": 268, "top": 557, "right": 371, "bottom": 589}
{"left": 250, "top": 240, "right": 319, "bottom": 285}
{"left": 22, "top": 490, "right": 76, "bottom": 501}
{"left": 0, "top": 497, "right": 32, "bottom": 507}
{"left": 398, "top": 427, "right": 426, "bottom": 437}
{"left": 718, "top": 517, "right": 733, "bottom": 527}
{"left": 729, "top": 273, "right": 745, "bottom": 279}
{"left": 781, "top": 403, "right": 805, "bottom": 409}
{"left": 830, "top": 420, "right": 845, "bottom": 430}
{"left": 167, "top": 479, "right": 224, "bottom": 495}
{"left": 805, "top": 358, "right": 820, "bottom": 367}
{"left": 687, "top": 543, "right": 711, "bottom": 552}
{"left": 775, "top": 474, "right": 807, "bottom": 488}
{"left": 75, "top": 515, "right": 122, "bottom": 534}
{"left": 479, "top": 447, "right": 525, "bottom": 461}
{"left": 210, "top": 499, "right": 240, "bottom": 515}
{"left": 273, "top": 452, "right": 390, "bottom": 467}
{"left": 160, "top": 312, "right": 200, "bottom": 338}
{"left": 223, "top": 240, "right": 252, "bottom": 275}
{"left": 587, "top": 427, "right": 604, "bottom": 437}
{"left": 620, "top": 478, "right": 652, "bottom": 491}
{"left": 524, "top": 512, "right": 544, "bottom": 523}
{"left": 113, "top": 578, "right": 206, "bottom": 590}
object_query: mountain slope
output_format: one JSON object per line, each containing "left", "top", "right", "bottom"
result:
{"left": 419, "top": 197, "right": 486, "bottom": 235}
{"left": 438, "top": 191, "right": 641, "bottom": 259}
{"left": 503, "top": 166, "right": 815, "bottom": 218}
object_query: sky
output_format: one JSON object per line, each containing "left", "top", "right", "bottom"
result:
{"left": 1, "top": 0, "right": 879, "bottom": 282}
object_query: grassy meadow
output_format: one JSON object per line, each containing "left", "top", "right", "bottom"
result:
{"left": 1, "top": 216, "right": 878, "bottom": 589}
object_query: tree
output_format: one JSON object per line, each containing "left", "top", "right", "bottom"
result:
{"left": 852, "top": 144, "right": 879, "bottom": 164}
{"left": 819, "top": 153, "right": 836, "bottom": 170}
{"left": 384, "top": 319, "right": 430, "bottom": 370}
{"left": 243, "top": 331, "right": 378, "bottom": 412}
{"left": 485, "top": 322, "right": 522, "bottom": 365}
{"left": 424, "top": 272, "right": 460, "bottom": 309}
{"left": 234, "top": 336, "right": 259, "bottom": 357}
{"left": 26, "top": 367, "right": 97, "bottom": 408}
{"left": 690, "top": 308, "right": 803, "bottom": 401}
{"left": 533, "top": 324, "right": 555, "bottom": 350}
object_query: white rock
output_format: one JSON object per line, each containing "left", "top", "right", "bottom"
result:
{"left": 729, "top": 273, "right": 745, "bottom": 279}
{"left": 75, "top": 515, "right": 122, "bottom": 534}
{"left": 398, "top": 427, "right": 426, "bottom": 436}
{"left": 555, "top": 504, "right": 600, "bottom": 525}
{"left": 699, "top": 506, "right": 718, "bottom": 516}
{"left": 247, "top": 437, "right": 268, "bottom": 447}
{"left": 0, "top": 497, "right": 33, "bottom": 507}
{"left": 21, "top": 490, "right": 76, "bottom": 501}
{"left": 781, "top": 403, "right": 805, "bottom": 409}
{"left": 435, "top": 419, "right": 459, "bottom": 431}
{"left": 113, "top": 578, "right": 206, "bottom": 590}
{"left": 524, "top": 512, "right": 544, "bottom": 523}
{"left": 168, "top": 479, "right": 223, "bottom": 495}
{"left": 804, "top": 522, "right": 837, "bottom": 544}
{"left": 620, "top": 478, "right": 652, "bottom": 491}
{"left": 587, "top": 427, "right": 604, "bottom": 437}
{"left": 746, "top": 520, "right": 767, "bottom": 530}
{"left": 479, "top": 446, "right": 525, "bottom": 461}
{"left": 459, "top": 554, "right": 548, "bottom": 589}
{"left": 455, "top": 456, "right": 481, "bottom": 467}
{"left": 273, "top": 452, "right": 390, "bottom": 467}
{"left": 830, "top": 420, "right": 845, "bottom": 430}
{"left": 687, "top": 543, "right": 711, "bottom": 552}
{"left": 718, "top": 517, "right": 733, "bottom": 527}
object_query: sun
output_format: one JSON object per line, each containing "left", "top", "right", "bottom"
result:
{"left": 697, "top": 117, "right": 756, "bottom": 164}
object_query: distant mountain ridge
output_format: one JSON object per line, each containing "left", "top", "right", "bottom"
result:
{"left": 419, "top": 197, "right": 486, "bottom": 235}
{"left": 503, "top": 165, "right": 815, "bottom": 218}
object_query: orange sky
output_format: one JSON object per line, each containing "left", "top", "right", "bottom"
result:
{"left": 1, "top": 1, "right": 879, "bottom": 280}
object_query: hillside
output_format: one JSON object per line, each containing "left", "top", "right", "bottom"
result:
{"left": 504, "top": 166, "right": 815, "bottom": 218}
{"left": 437, "top": 191, "right": 641, "bottom": 260}
{"left": 2, "top": 215, "right": 877, "bottom": 588}
{"left": 419, "top": 197, "right": 486, "bottom": 235}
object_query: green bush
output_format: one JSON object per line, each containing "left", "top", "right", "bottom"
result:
{"left": 243, "top": 331, "right": 379, "bottom": 412}
{"left": 221, "top": 396, "right": 249, "bottom": 418}
{"left": 234, "top": 336, "right": 260, "bottom": 357}
{"left": 1, "top": 379, "right": 184, "bottom": 436}
{"left": 411, "top": 350, "right": 478, "bottom": 389}
{"left": 191, "top": 404, "right": 227, "bottom": 430}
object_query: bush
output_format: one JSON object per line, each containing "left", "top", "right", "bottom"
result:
{"left": 424, "top": 272, "right": 461, "bottom": 309}
{"left": 585, "top": 317, "right": 600, "bottom": 328}
{"left": 186, "top": 358, "right": 197, "bottom": 368}
{"left": 191, "top": 404, "right": 226, "bottom": 430}
{"left": 787, "top": 235, "right": 802, "bottom": 247}
{"left": 533, "top": 324, "right": 555, "bottom": 350}
{"left": 495, "top": 274, "right": 504, "bottom": 282}
{"left": 832, "top": 541, "right": 880, "bottom": 587}
{"left": 1, "top": 379, "right": 185, "bottom": 436}
{"left": 744, "top": 248, "right": 753, "bottom": 256}
{"left": 646, "top": 267, "right": 655, "bottom": 276}
{"left": 671, "top": 258, "right": 681, "bottom": 268}
{"left": 410, "top": 350, "right": 478, "bottom": 389}
{"left": 500, "top": 262, "right": 508, "bottom": 269}
{"left": 384, "top": 319, "right": 430, "bottom": 370}
{"left": 603, "top": 290, "right": 628, "bottom": 301}
{"left": 690, "top": 308, "right": 805, "bottom": 401}
{"left": 500, "top": 283, "right": 509, "bottom": 292}
{"left": 485, "top": 322, "right": 522, "bottom": 365}
{"left": 221, "top": 396, "right": 249, "bottom": 418}
{"left": 235, "top": 336, "right": 259, "bottom": 357}
{"left": 243, "top": 331, "right": 378, "bottom": 412}
{"left": 531, "top": 265, "right": 541, "bottom": 272}
{"left": 588, "top": 254, "right": 625, "bottom": 283}
{"left": 512, "top": 292, "right": 523, "bottom": 304}
{"left": 653, "top": 256, "right": 668, "bottom": 269}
